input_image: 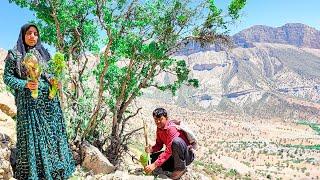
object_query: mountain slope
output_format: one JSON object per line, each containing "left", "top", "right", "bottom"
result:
{"left": 233, "top": 23, "right": 320, "bottom": 49}
{"left": 149, "top": 42, "right": 320, "bottom": 121}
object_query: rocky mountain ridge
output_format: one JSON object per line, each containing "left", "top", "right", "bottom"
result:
{"left": 178, "top": 23, "right": 320, "bottom": 55}
{"left": 233, "top": 23, "right": 320, "bottom": 49}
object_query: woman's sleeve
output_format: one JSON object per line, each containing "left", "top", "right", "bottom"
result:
{"left": 3, "top": 52, "right": 27, "bottom": 91}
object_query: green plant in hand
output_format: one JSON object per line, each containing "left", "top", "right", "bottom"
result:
{"left": 47, "top": 52, "right": 66, "bottom": 99}
{"left": 23, "top": 53, "right": 42, "bottom": 99}
{"left": 140, "top": 152, "right": 150, "bottom": 168}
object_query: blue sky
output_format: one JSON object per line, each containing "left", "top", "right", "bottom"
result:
{"left": 1, "top": 0, "right": 319, "bottom": 50}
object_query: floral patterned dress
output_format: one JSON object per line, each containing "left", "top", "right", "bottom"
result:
{"left": 3, "top": 48, "right": 75, "bottom": 180}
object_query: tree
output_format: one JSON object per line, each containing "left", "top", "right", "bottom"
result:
{"left": 10, "top": 0, "right": 246, "bottom": 165}
{"left": 88, "top": 0, "right": 246, "bottom": 165}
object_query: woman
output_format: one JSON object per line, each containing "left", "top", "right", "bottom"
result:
{"left": 3, "top": 23, "right": 75, "bottom": 179}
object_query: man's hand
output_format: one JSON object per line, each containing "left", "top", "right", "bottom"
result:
{"left": 144, "top": 162, "right": 157, "bottom": 174}
{"left": 145, "top": 145, "right": 152, "bottom": 153}
{"left": 26, "top": 81, "right": 38, "bottom": 90}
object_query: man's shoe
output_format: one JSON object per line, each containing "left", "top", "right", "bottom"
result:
{"left": 171, "top": 169, "right": 187, "bottom": 180}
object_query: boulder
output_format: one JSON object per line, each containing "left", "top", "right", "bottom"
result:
{"left": 0, "top": 133, "right": 14, "bottom": 180}
{"left": 81, "top": 141, "right": 116, "bottom": 174}
{"left": 0, "top": 113, "right": 16, "bottom": 144}
{"left": 0, "top": 92, "right": 16, "bottom": 118}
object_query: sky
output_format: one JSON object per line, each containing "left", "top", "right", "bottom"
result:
{"left": 0, "top": 0, "right": 319, "bottom": 51}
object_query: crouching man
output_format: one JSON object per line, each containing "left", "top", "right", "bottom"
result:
{"left": 144, "top": 108, "right": 195, "bottom": 179}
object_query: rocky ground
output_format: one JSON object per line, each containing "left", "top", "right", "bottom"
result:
{"left": 128, "top": 98, "right": 320, "bottom": 179}
{"left": 1, "top": 93, "right": 320, "bottom": 179}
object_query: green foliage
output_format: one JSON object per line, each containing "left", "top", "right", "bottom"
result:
{"left": 47, "top": 52, "right": 67, "bottom": 99}
{"left": 297, "top": 120, "right": 320, "bottom": 135}
{"left": 194, "top": 160, "right": 226, "bottom": 174}
{"left": 48, "top": 52, "right": 66, "bottom": 79}
{"left": 225, "top": 169, "right": 240, "bottom": 177}
{"left": 229, "top": 0, "right": 247, "bottom": 19}
{"left": 285, "top": 144, "right": 320, "bottom": 151}
{"left": 65, "top": 84, "right": 96, "bottom": 140}
{"left": 139, "top": 152, "right": 150, "bottom": 167}
{"left": 10, "top": 0, "right": 100, "bottom": 53}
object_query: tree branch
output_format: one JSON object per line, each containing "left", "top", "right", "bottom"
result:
{"left": 82, "top": 25, "right": 113, "bottom": 139}
{"left": 119, "top": 107, "right": 142, "bottom": 137}
{"left": 121, "top": 127, "right": 144, "bottom": 145}
{"left": 49, "top": 0, "right": 64, "bottom": 51}
{"left": 118, "top": 62, "right": 157, "bottom": 118}
{"left": 95, "top": 0, "right": 108, "bottom": 32}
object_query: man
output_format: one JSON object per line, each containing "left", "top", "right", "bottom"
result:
{"left": 144, "top": 108, "right": 195, "bottom": 179}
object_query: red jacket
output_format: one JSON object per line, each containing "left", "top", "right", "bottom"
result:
{"left": 151, "top": 120, "right": 190, "bottom": 167}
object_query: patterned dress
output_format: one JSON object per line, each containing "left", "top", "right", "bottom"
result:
{"left": 3, "top": 48, "right": 75, "bottom": 180}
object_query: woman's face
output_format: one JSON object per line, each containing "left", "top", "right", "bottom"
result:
{"left": 24, "top": 26, "right": 38, "bottom": 47}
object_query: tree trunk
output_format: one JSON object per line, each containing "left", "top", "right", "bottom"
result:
{"left": 106, "top": 110, "right": 124, "bottom": 165}
{"left": 106, "top": 134, "right": 121, "bottom": 165}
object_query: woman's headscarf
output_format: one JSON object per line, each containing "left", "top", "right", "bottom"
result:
{"left": 16, "top": 23, "right": 51, "bottom": 61}
{"left": 11, "top": 23, "right": 51, "bottom": 78}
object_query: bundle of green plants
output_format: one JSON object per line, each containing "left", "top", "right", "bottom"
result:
{"left": 23, "top": 53, "right": 42, "bottom": 99}
{"left": 47, "top": 52, "right": 66, "bottom": 99}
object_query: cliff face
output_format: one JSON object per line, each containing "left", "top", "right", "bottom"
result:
{"left": 233, "top": 23, "right": 320, "bottom": 49}
{"left": 183, "top": 43, "right": 320, "bottom": 120}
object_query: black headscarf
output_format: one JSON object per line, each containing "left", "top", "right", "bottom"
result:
{"left": 9, "top": 23, "right": 51, "bottom": 79}
{"left": 16, "top": 23, "right": 51, "bottom": 61}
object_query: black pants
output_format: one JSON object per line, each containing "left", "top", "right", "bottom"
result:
{"left": 150, "top": 137, "right": 194, "bottom": 172}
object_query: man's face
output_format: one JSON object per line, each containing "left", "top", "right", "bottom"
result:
{"left": 153, "top": 115, "right": 167, "bottom": 129}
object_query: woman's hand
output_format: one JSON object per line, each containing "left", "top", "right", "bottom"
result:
{"left": 49, "top": 78, "right": 62, "bottom": 90}
{"left": 25, "top": 81, "right": 38, "bottom": 90}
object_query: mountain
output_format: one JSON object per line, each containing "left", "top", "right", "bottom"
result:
{"left": 148, "top": 24, "right": 320, "bottom": 121}
{"left": 175, "top": 23, "right": 320, "bottom": 56}
{"left": 233, "top": 23, "right": 320, "bottom": 49}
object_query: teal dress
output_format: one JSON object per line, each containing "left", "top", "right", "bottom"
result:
{"left": 3, "top": 49, "right": 75, "bottom": 180}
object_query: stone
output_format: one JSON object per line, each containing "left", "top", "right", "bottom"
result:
{"left": 0, "top": 92, "right": 16, "bottom": 118}
{"left": 81, "top": 141, "right": 116, "bottom": 175}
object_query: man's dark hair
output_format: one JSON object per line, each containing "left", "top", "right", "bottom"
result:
{"left": 153, "top": 108, "right": 167, "bottom": 118}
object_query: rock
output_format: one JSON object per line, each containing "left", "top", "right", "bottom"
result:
{"left": 0, "top": 49, "right": 7, "bottom": 75}
{"left": 0, "top": 133, "right": 13, "bottom": 179}
{"left": 180, "top": 170, "right": 212, "bottom": 180}
{"left": 0, "top": 113, "right": 16, "bottom": 145}
{"left": 0, "top": 92, "right": 16, "bottom": 118}
{"left": 81, "top": 141, "right": 116, "bottom": 175}
{"left": 193, "top": 63, "right": 215, "bottom": 71}
{"left": 0, "top": 160, "right": 13, "bottom": 178}
{"left": 97, "top": 170, "right": 156, "bottom": 180}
